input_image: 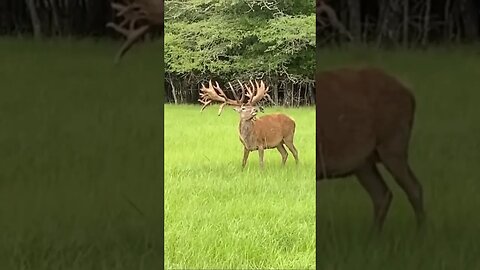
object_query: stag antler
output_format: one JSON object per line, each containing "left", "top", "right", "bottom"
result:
{"left": 199, "top": 80, "right": 243, "bottom": 116}
{"left": 317, "top": 0, "right": 353, "bottom": 40}
{"left": 244, "top": 80, "right": 275, "bottom": 106}
{"left": 199, "top": 80, "right": 274, "bottom": 115}
{"left": 107, "top": 0, "right": 164, "bottom": 63}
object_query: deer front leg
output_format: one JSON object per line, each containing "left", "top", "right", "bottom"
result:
{"left": 242, "top": 147, "right": 250, "bottom": 169}
{"left": 258, "top": 146, "right": 265, "bottom": 169}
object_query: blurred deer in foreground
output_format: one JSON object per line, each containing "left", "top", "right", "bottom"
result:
{"left": 107, "top": 0, "right": 163, "bottom": 63}
{"left": 316, "top": 67, "right": 425, "bottom": 231}
{"left": 199, "top": 80, "right": 299, "bottom": 168}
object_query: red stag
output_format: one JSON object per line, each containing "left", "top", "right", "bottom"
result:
{"left": 107, "top": 0, "right": 164, "bottom": 63}
{"left": 316, "top": 67, "right": 425, "bottom": 231}
{"left": 199, "top": 80, "right": 299, "bottom": 168}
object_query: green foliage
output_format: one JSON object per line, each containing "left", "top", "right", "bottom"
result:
{"left": 164, "top": 0, "right": 315, "bottom": 81}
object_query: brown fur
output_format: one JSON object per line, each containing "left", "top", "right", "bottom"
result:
{"left": 235, "top": 106, "right": 299, "bottom": 168}
{"left": 316, "top": 67, "right": 425, "bottom": 230}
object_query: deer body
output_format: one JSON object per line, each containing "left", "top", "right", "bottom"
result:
{"left": 237, "top": 111, "right": 298, "bottom": 168}
{"left": 317, "top": 67, "right": 425, "bottom": 231}
{"left": 239, "top": 113, "right": 294, "bottom": 150}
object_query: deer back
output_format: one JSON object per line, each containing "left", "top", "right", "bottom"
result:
{"left": 316, "top": 67, "right": 415, "bottom": 175}
{"left": 249, "top": 113, "right": 296, "bottom": 148}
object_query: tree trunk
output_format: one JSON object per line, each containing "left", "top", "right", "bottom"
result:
{"left": 309, "top": 84, "right": 315, "bottom": 105}
{"left": 460, "top": 0, "right": 478, "bottom": 41}
{"left": 25, "top": 0, "right": 42, "bottom": 39}
{"left": 273, "top": 82, "right": 279, "bottom": 105}
{"left": 347, "top": 0, "right": 361, "bottom": 41}
{"left": 297, "top": 84, "right": 302, "bottom": 107}
{"left": 290, "top": 83, "right": 294, "bottom": 107}
{"left": 168, "top": 78, "right": 178, "bottom": 104}
{"left": 403, "top": 0, "right": 409, "bottom": 47}
{"left": 444, "top": 0, "right": 452, "bottom": 41}
{"left": 422, "top": 0, "right": 431, "bottom": 46}
{"left": 376, "top": 0, "right": 389, "bottom": 46}
{"left": 50, "top": 0, "right": 61, "bottom": 36}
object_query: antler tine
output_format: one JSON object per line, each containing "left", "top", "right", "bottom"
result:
{"left": 250, "top": 80, "right": 255, "bottom": 91}
{"left": 214, "top": 81, "right": 242, "bottom": 106}
{"left": 244, "top": 80, "right": 256, "bottom": 105}
{"left": 217, "top": 103, "right": 227, "bottom": 116}
{"left": 107, "top": 0, "right": 164, "bottom": 63}
{"left": 244, "top": 81, "right": 254, "bottom": 104}
{"left": 214, "top": 82, "right": 232, "bottom": 116}
{"left": 249, "top": 79, "right": 275, "bottom": 105}
{"left": 199, "top": 100, "right": 212, "bottom": 111}
{"left": 264, "top": 87, "right": 275, "bottom": 104}
{"left": 237, "top": 79, "right": 245, "bottom": 104}
{"left": 199, "top": 80, "right": 242, "bottom": 116}
{"left": 213, "top": 81, "right": 225, "bottom": 97}
{"left": 228, "top": 82, "right": 240, "bottom": 102}
{"left": 198, "top": 80, "right": 226, "bottom": 115}
{"left": 259, "top": 80, "right": 274, "bottom": 104}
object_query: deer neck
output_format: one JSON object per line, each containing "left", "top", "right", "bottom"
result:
{"left": 238, "top": 118, "right": 257, "bottom": 149}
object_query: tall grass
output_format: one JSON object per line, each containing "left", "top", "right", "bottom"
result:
{"left": 164, "top": 105, "right": 316, "bottom": 269}
{"left": 316, "top": 47, "right": 480, "bottom": 269}
{"left": 0, "top": 38, "right": 163, "bottom": 269}
{"left": 3, "top": 38, "right": 478, "bottom": 269}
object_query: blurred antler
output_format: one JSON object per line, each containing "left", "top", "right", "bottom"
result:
{"left": 199, "top": 80, "right": 243, "bottom": 116}
{"left": 317, "top": 0, "right": 353, "bottom": 40}
{"left": 107, "top": 0, "right": 164, "bottom": 63}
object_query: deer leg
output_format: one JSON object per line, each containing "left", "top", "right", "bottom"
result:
{"left": 242, "top": 147, "right": 250, "bottom": 168}
{"left": 276, "top": 144, "right": 288, "bottom": 165}
{"left": 355, "top": 160, "right": 393, "bottom": 232}
{"left": 258, "top": 147, "right": 265, "bottom": 169}
{"left": 283, "top": 140, "right": 299, "bottom": 164}
{"left": 377, "top": 148, "right": 425, "bottom": 228}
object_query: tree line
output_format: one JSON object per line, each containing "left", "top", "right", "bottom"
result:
{"left": 318, "top": 0, "right": 480, "bottom": 47}
{"left": 164, "top": 0, "right": 315, "bottom": 106}
{"left": 3, "top": 0, "right": 479, "bottom": 44}
{"left": 0, "top": 0, "right": 114, "bottom": 38}
{"left": 2, "top": 0, "right": 479, "bottom": 106}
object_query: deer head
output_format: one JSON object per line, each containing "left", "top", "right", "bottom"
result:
{"left": 198, "top": 80, "right": 274, "bottom": 117}
{"left": 107, "top": 0, "right": 164, "bottom": 63}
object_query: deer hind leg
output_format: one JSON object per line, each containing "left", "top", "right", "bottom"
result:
{"left": 283, "top": 139, "right": 299, "bottom": 164}
{"left": 377, "top": 146, "right": 425, "bottom": 228}
{"left": 276, "top": 144, "right": 288, "bottom": 165}
{"left": 355, "top": 159, "right": 393, "bottom": 232}
{"left": 242, "top": 147, "right": 250, "bottom": 169}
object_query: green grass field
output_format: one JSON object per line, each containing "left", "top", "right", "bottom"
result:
{"left": 316, "top": 46, "right": 480, "bottom": 269}
{"left": 2, "top": 37, "right": 480, "bottom": 269}
{"left": 164, "top": 105, "right": 316, "bottom": 269}
{"left": 0, "top": 38, "right": 163, "bottom": 269}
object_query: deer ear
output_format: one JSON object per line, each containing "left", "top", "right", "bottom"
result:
{"left": 233, "top": 107, "right": 241, "bottom": 112}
